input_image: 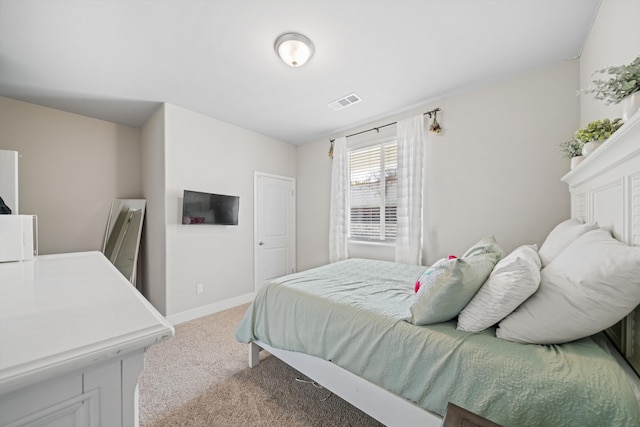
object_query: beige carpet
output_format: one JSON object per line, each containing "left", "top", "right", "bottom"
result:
{"left": 138, "top": 304, "right": 383, "bottom": 427}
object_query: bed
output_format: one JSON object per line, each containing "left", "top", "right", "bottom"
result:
{"left": 236, "top": 111, "right": 640, "bottom": 426}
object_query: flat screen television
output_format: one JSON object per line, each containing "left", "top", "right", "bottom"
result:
{"left": 182, "top": 190, "right": 239, "bottom": 225}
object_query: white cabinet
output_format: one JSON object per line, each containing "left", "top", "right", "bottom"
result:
{"left": 1, "top": 370, "right": 98, "bottom": 427}
{"left": 0, "top": 252, "right": 174, "bottom": 427}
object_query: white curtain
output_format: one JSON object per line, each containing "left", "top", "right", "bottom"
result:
{"left": 395, "top": 115, "right": 425, "bottom": 265}
{"left": 329, "top": 136, "right": 349, "bottom": 263}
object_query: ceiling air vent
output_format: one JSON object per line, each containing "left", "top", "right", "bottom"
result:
{"left": 327, "top": 93, "right": 362, "bottom": 111}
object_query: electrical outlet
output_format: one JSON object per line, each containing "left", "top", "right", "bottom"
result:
{"left": 196, "top": 283, "right": 204, "bottom": 294}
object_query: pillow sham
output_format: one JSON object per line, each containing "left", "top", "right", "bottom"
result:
{"left": 410, "top": 252, "right": 498, "bottom": 325}
{"left": 457, "top": 245, "right": 541, "bottom": 333}
{"left": 538, "top": 218, "right": 598, "bottom": 267}
{"left": 497, "top": 229, "right": 640, "bottom": 344}
{"left": 462, "top": 235, "right": 504, "bottom": 260}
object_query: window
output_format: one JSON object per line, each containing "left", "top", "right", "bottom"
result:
{"left": 349, "top": 141, "right": 397, "bottom": 241}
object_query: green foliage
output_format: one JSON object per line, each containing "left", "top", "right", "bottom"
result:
{"left": 580, "top": 56, "right": 640, "bottom": 105}
{"left": 573, "top": 118, "right": 623, "bottom": 143}
{"left": 559, "top": 139, "right": 584, "bottom": 159}
{"left": 559, "top": 118, "right": 623, "bottom": 159}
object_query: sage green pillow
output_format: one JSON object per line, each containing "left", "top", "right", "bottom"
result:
{"left": 410, "top": 253, "right": 498, "bottom": 325}
{"left": 462, "top": 235, "right": 504, "bottom": 260}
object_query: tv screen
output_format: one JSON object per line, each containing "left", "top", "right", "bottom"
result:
{"left": 182, "top": 190, "right": 239, "bottom": 225}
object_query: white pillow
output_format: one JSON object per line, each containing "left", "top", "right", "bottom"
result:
{"left": 457, "top": 245, "right": 541, "bottom": 333}
{"left": 497, "top": 229, "right": 640, "bottom": 344}
{"left": 538, "top": 218, "right": 598, "bottom": 267}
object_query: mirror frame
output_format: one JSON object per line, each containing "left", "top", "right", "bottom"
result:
{"left": 102, "top": 199, "right": 146, "bottom": 286}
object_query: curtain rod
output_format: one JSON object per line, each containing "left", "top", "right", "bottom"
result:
{"left": 329, "top": 108, "right": 440, "bottom": 142}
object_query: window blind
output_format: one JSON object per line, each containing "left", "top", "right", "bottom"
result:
{"left": 349, "top": 142, "right": 397, "bottom": 241}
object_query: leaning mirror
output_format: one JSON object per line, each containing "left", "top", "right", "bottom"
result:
{"left": 103, "top": 199, "right": 146, "bottom": 286}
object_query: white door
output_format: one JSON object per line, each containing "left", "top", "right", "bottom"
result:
{"left": 254, "top": 173, "right": 296, "bottom": 292}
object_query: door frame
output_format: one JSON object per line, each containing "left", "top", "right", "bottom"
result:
{"left": 253, "top": 171, "right": 297, "bottom": 293}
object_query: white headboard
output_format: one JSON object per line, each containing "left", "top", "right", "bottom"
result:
{"left": 561, "top": 111, "right": 640, "bottom": 375}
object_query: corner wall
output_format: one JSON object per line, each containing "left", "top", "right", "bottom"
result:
{"left": 141, "top": 105, "right": 167, "bottom": 314}
{"left": 162, "top": 104, "right": 296, "bottom": 316}
{"left": 297, "top": 60, "right": 579, "bottom": 270}
{"left": 0, "top": 96, "right": 141, "bottom": 255}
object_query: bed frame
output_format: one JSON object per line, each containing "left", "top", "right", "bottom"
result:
{"left": 248, "top": 110, "right": 640, "bottom": 426}
{"left": 249, "top": 341, "right": 440, "bottom": 426}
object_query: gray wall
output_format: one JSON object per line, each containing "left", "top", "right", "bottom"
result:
{"left": 145, "top": 103, "right": 297, "bottom": 316}
{"left": 0, "top": 59, "right": 586, "bottom": 319}
{"left": 296, "top": 60, "right": 580, "bottom": 270}
{"left": 579, "top": 0, "right": 640, "bottom": 126}
{"left": 0, "top": 96, "right": 141, "bottom": 255}
{"left": 140, "top": 105, "right": 167, "bottom": 314}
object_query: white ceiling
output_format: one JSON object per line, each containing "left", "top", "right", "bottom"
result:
{"left": 0, "top": 0, "right": 600, "bottom": 145}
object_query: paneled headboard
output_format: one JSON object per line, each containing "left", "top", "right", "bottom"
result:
{"left": 561, "top": 111, "right": 640, "bottom": 375}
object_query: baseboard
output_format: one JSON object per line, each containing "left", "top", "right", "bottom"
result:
{"left": 166, "top": 292, "right": 254, "bottom": 325}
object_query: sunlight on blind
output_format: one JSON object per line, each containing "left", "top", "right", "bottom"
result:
{"left": 349, "top": 142, "right": 397, "bottom": 241}
{"left": 384, "top": 143, "right": 397, "bottom": 239}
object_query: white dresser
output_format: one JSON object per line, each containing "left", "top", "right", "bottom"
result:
{"left": 0, "top": 252, "right": 174, "bottom": 426}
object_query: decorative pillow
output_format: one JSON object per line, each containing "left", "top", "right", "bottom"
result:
{"left": 497, "top": 229, "right": 640, "bottom": 344}
{"left": 457, "top": 245, "right": 541, "bottom": 333}
{"left": 538, "top": 218, "right": 598, "bottom": 267}
{"left": 415, "top": 255, "right": 457, "bottom": 293}
{"left": 410, "top": 253, "right": 498, "bottom": 325}
{"left": 462, "top": 235, "right": 504, "bottom": 260}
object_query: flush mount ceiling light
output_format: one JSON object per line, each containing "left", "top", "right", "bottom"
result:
{"left": 274, "top": 33, "right": 314, "bottom": 67}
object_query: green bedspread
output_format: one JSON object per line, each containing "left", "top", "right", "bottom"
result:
{"left": 236, "top": 258, "right": 640, "bottom": 426}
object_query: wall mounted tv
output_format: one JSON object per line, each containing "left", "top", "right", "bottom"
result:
{"left": 182, "top": 190, "right": 239, "bottom": 225}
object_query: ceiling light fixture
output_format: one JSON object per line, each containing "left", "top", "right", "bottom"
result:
{"left": 274, "top": 33, "right": 314, "bottom": 67}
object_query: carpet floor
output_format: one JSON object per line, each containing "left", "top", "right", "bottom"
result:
{"left": 138, "top": 304, "right": 383, "bottom": 426}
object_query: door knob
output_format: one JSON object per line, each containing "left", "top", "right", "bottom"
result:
{"left": 259, "top": 241, "right": 265, "bottom": 246}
